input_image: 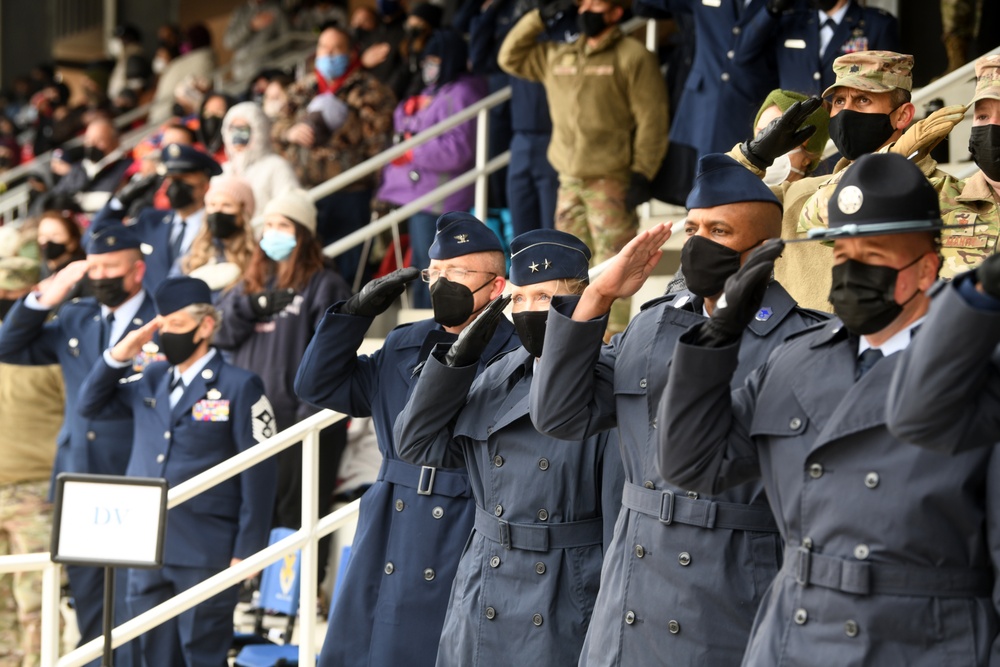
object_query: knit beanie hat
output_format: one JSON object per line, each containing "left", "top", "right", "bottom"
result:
{"left": 262, "top": 188, "right": 317, "bottom": 235}
{"left": 206, "top": 174, "right": 256, "bottom": 219}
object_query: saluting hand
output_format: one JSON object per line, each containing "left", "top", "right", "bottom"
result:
{"left": 445, "top": 294, "right": 512, "bottom": 368}
{"left": 342, "top": 267, "right": 420, "bottom": 318}
{"left": 741, "top": 97, "right": 822, "bottom": 170}
{"left": 110, "top": 318, "right": 161, "bottom": 363}
{"left": 891, "top": 103, "right": 968, "bottom": 162}
{"left": 37, "top": 259, "right": 90, "bottom": 308}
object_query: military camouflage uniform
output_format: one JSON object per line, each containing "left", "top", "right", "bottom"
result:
{"left": 941, "top": 0, "right": 982, "bottom": 70}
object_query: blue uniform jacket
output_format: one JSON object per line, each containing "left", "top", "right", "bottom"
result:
{"left": 737, "top": 0, "right": 899, "bottom": 96}
{"left": 0, "top": 294, "right": 158, "bottom": 485}
{"left": 76, "top": 351, "right": 276, "bottom": 569}
{"left": 294, "top": 305, "right": 520, "bottom": 667}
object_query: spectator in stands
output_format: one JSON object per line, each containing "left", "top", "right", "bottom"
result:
{"left": 149, "top": 24, "right": 215, "bottom": 124}
{"left": 78, "top": 275, "right": 276, "bottom": 667}
{"left": 392, "top": 3, "right": 444, "bottom": 101}
{"left": 0, "top": 116, "right": 19, "bottom": 173}
{"left": 220, "top": 102, "right": 300, "bottom": 218}
{"left": 107, "top": 24, "right": 150, "bottom": 100}
{"left": 351, "top": 5, "right": 402, "bottom": 89}
{"left": 260, "top": 74, "right": 295, "bottom": 121}
{"left": 378, "top": 29, "right": 487, "bottom": 307}
{"left": 47, "top": 117, "right": 133, "bottom": 214}
{"left": 182, "top": 174, "right": 258, "bottom": 294}
{"left": 215, "top": 189, "right": 350, "bottom": 593}
{"left": 113, "top": 123, "right": 198, "bottom": 217}
{"left": 499, "top": 0, "right": 668, "bottom": 335}
{"left": 196, "top": 92, "right": 235, "bottom": 165}
{"left": 224, "top": 0, "right": 291, "bottom": 84}
{"left": 37, "top": 209, "right": 86, "bottom": 282}
{"left": 0, "top": 257, "right": 65, "bottom": 667}
{"left": 30, "top": 81, "right": 84, "bottom": 157}
{"left": 273, "top": 23, "right": 395, "bottom": 284}
{"left": 294, "top": 0, "right": 349, "bottom": 32}
{"left": 754, "top": 89, "right": 830, "bottom": 185}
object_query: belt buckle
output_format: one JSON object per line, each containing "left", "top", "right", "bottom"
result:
{"left": 417, "top": 466, "right": 436, "bottom": 495}
{"left": 498, "top": 519, "right": 511, "bottom": 550}
{"left": 795, "top": 545, "right": 812, "bottom": 587}
{"left": 658, "top": 490, "right": 675, "bottom": 525}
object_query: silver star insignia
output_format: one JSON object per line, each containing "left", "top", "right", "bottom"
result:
{"left": 529, "top": 261, "right": 540, "bottom": 272}
{"left": 543, "top": 259, "right": 551, "bottom": 270}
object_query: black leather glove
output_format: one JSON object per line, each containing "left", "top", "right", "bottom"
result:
{"left": 342, "top": 267, "right": 420, "bottom": 318}
{"left": 444, "top": 295, "right": 512, "bottom": 367}
{"left": 697, "top": 239, "right": 785, "bottom": 347}
{"left": 977, "top": 254, "right": 1000, "bottom": 300}
{"left": 248, "top": 288, "right": 296, "bottom": 319}
{"left": 740, "top": 97, "right": 823, "bottom": 170}
{"left": 539, "top": 0, "right": 576, "bottom": 24}
{"left": 115, "top": 174, "right": 159, "bottom": 208}
{"left": 625, "top": 172, "right": 653, "bottom": 210}
{"left": 766, "top": 0, "right": 795, "bottom": 15}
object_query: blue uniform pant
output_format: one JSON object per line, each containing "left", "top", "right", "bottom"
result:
{"left": 67, "top": 565, "right": 140, "bottom": 667}
{"left": 507, "top": 132, "right": 558, "bottom": 236}
{"left": 127, "top": 565, "right": 238, "bottom": 667}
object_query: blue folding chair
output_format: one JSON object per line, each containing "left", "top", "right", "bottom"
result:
{"left": 235, "top": 528, "right": 302, "bottom": 667}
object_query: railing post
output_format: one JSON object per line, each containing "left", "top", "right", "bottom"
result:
{"left": 298, "top": 428, "right": 320, "bottom": 665}
{"left": 646, "top": 19, "right": 656, "bottom": 52}
{"left": 40, "top": 562, "right": 61, "bottom": 667}
{"left": 474, "top": 107, "right": 490, "bottom": 222}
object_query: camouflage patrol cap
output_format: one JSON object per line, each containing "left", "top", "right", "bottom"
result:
{"left": 821, "top": 51, "right": 913, "bottom": 99}
{"left": 972, "top": 54, "right": 1000, "bottom": 103}
{"left": 0, "top": 257, "right": 40, "bottom": 290}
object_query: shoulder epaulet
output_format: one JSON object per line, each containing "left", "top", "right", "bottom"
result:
{"left": 640, "top": 291, "right": 689, "bottom": 312}
{"left": 782, "top": 318, "right": 833, "bottom": 343}
{"left": 796, "top": 307, "right": 833, "bottom": 325}
{"left": 119, "top": 372, "right": 143, "bottom": 384}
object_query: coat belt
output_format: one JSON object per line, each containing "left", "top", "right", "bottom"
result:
{"left": 379, "top": 459, "right": 471, "bottom": 498}
{"left": 786, "top": 545, "right": 993, "bottom": 598}
{"left": 622, "top": 481, "right": 779, "bottom": 533}
{"left": 474, "top": 507, "right": 603, "bottom": 552}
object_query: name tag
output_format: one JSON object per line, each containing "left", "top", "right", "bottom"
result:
{"left": 584, "top": 65, "right": 614, "bottom": 76}
{"left": 784, "top": 39, "right": 807, "bottom": 49}
{"left": 193, "top": 399, "right": 230, "bottom": 422}
{"left": 942, "top": 235, "right": 992, "bottom": 249}
{"left": 552, "top": 65, "right": 578, "bottom": 76}
{"left": 702, "top": 0, "right": 721, "bottom": 6}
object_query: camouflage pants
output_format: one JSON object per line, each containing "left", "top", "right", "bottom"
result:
{"left": 941, "top": 0, "right": 982, "bottom": 39}
{"left": 0, "top": 480, "right": 53, "bottom": 667}
{"left": 555, "top": 176, "right": 638, "bottom": 333}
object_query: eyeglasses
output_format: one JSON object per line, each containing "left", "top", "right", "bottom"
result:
{"left": 420, "top": 268, "right": 496, "bottom": 284}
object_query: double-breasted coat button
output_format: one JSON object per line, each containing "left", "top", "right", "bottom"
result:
{"left": 384, "top": 562, "right": 394, "bottom": 574}
{"left": 432, "top": 506, "right": 444, "bottom": 519}
{"left": 790, "top": 417, "right": 803, "bottom": 430}
{"left": 635, "top": 545, "right": 645, "bottom": 558}
{"left": 721, "top": 72, "right": 730, "bottom": 82}
{"left": 808, "top": 463, "right": 824, "bottom": 479}
{"left": 864, "top": 472, "right": 879, "bottom": 489}
{"left": 643, "top": 481, "right": 654, "bottom": 489}
{"left": 537, "top": 509, "right": 549, "bottom": 521}
{"left": 732, "top": 26, "right": 741, "bottom": 34}
{"left": 813, "top": 71, "right": 822, "bottom": 81}
{"left": 86, "top": 431, "right": 96, "bottom": 441}
{"left": 535, "top": 562, "right": 546, "bottom": 575}
{"left": 494, "top": 455, "right": 504, "bottom": 467}
{"left": 802, "top": 537, "right": 813, "bottom": 549}
{"left": 395, "top": 499, "right": 404, "bottom": 511}
{"left": 844, "top": 620, "right": 859, "bottom": 637}
{"left": 156, "top": 454, "right": 165, "bottom": 464}
{"left": 794, "top": 608, "right": 808, "bottom": 625}
{"left": 164, "top": 431, "right": 171, "bottom": 439}
{"left": 639, "top": 378, "right": 647, "bottom": 388}
{"left": 854, "top": 544, "right": 870, "bottom": 560}
{"left": 532, "top": 613, "right": 543, "bottom": 626}
{"left": 726, "top": 49, "right": 735, "bottom": 59}
{"left": 538, "top": 458, "right": 549, "bottom": 471}
{"left": 625, "top": 611, "right": 636, "bottom": 625}
{"left": 668, "top": 620, "right": 680, "bottom": 634}
{"left": 678, "top": 552, "right": 691, "bottom": 566}
{"left": 490, "top": 555, "right": 501, "bottom": 568}
{"left": 686, "top": 491, "right": 699, "bottom": 499}
{"left": 485, "top": 607, "right": 496, "bottom": 620}
{"left": 423, "top": 568, "right": 435, "bottom": 581}
{"left": 494, "top": 504, "right": 503, "bottom": 517}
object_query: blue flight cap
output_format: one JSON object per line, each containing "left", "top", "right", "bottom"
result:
{"left": 87, "top": 219, "right": 142, "bottom": 255}
{"left": 428, "top": 212, "right": 503, "bottom": 260}
{"left": 160, "top": 143, "right": 222, "bottom": 177}
{"left": 686, "top": 153, "right": 782, "bottom": 211}
{"left": 154, "top": 276, "right": 213, "bottom": 316}
{"left": 509, "top": 229, "right": 591, "bottom": 286}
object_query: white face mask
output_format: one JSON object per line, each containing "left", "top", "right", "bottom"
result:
{"left": 762, "top": 149, "right": 807, "bottom": 186}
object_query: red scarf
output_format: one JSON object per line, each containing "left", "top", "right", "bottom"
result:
{"left": 316, "top": 58, "right": 361, "bottom": 95}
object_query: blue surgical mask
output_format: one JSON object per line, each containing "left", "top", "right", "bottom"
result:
{"left": 316, "top": 54, "right": 350, "bottom": 81}
{"left": 260, "top": 230, "right": 297, "bottom": 262}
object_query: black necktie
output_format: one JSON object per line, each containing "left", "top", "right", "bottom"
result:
{"left": 170, "top": 218, "right": 187, "bottom": 262}
{"left": 823, "top": 18, "right": 837, "bottom": 31}
{"left": 855, "top": 348, "right": 883, "bottom": 380}
{"left": 169, "top": 374, "right": 185, "bottom": 394}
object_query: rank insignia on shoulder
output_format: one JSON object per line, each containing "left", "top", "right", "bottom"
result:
{"left": 193, "top": 399, "right": 230, "bottom": 422}
{"left": 755, "top": 307, "right": 773, "bottom": 322}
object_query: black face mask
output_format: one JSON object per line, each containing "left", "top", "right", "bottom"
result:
{"left": 969, "top": 124, "right": 1000, "bottom": 182}
{"left": 207, "top": 212, "right": 240, "bottom": 239}
{"left": 201, "top": 116, "right": 223, "bottom": 143}
{"left": 166, "top": 179, "right": 196, "bottom": 210}
{"left": 42, "top": 241, "right": 68, "bottom": 261}
{"left": 0, "top": 298, "right": 16, "bottom": 321}
{"left": 84, "top": 145, "right": 105, "bottom": 163}
{"left": 352, "top": 27, "right": 371, "bottom": 43}
{"left": 808, "top": 0, "right": 838, "bottom": 10}
{"left": 90, "top": 275, "right": 131, "bottom": 308}
{"left": 680, "top": 235, "right": 745, "bottom": 298}
{"left": 430, "top": 276, "right": 492, "bottom": 328}
{"left": 829, "top": 256, "right": 921, "bottom": 335}
{"left": 160, "top": 325, "right": 202, "bottom": 366}
{"left": 578, "top": 11, "right": 608, "bottom": 38}
{"left": 828, "top": 108, "right": 898, "bottom": 161}
{"left": 513, "top": 309, "right": 548, "bottom": 358}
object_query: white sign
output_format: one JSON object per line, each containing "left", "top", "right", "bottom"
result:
{"left": 52, "top": 474, "right": 167, "bottom": 568}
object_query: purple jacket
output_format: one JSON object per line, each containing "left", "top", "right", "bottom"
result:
{"left": 377, "top": 74, "right": 487, "bottom": 215}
